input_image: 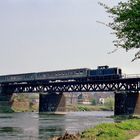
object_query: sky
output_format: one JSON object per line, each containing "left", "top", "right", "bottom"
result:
{"left": 0, "top": 0, "right": 139, "bottom": 75}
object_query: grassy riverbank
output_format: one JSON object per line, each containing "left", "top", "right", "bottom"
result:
{"left": 66, "top": 104, "right": 112, "bottom": 112}
{"left": 81, "top": 119, "right": 140, "bottom": 140}
{"left": 12, "top": 103, "right": 112, "bottom": 112}
{"left": 51, "top": 118, "right": 140, "bottom": 140}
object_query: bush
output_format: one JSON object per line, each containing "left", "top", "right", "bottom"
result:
{"left": 91, "top": 99, "right": 97, "bottom": 105}
{"left": 104, "top": 97, "right": 114, "bottom": 111}
{"left": 78, "top": 105, "right": 90, "bottom": 111}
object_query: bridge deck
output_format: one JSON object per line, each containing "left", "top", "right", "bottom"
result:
{"left": 1, "top": 77, "right": 140, "bottom": 93}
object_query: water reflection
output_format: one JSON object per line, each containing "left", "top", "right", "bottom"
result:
{"left": 0, "top": 127, "right": 22, "bottom": 136}
{"left": 0, "top": 113, "right": 39, "bottom": 140}
{"left": 0, "top": 111, "right": 114, "bottom": 140}
{"left": 39, "top": 114, "right": 66, "bottom": 139}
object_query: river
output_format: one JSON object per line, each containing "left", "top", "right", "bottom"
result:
{"left": 0, "top": 111, "right": 114, "bottom": 140}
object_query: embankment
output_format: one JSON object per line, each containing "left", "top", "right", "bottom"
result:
{"left": 51, "top": 118, "right": 140, "bottom": 140}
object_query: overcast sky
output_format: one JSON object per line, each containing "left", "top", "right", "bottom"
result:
{"left": 0, "top": 0, "right": 139, "bottom": 75}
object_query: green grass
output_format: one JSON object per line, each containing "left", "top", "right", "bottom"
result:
{"left": 81, "top": 119, "right": 140, "bottom": 140}
{"left": 0, "top": 106, "right": 14, "bottom": 113}
{"left": 66, "top": 104, "right": 112, "bottom": 112}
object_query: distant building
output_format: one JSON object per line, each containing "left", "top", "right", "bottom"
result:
{"left": 64, "top": 92, "right": 114, "bottom": 105}
{"left": 78, "top": 93, "right": 94, "bottom": 105}
{"left": 99, "top": 98, "right": 105, "bottom": 104}
{"left": 93, "top": 92, "right": 114, "bottom": 104}
{"left": 63, "top": 92, "right": 79, "bottom": 105}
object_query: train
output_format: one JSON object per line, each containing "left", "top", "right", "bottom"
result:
{"left": 0, "top": 66, "right": 122, "bottom": 84}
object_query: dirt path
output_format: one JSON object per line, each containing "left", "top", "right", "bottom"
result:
{"left": 131, "top": 134, "right": 140, "bottom": 140}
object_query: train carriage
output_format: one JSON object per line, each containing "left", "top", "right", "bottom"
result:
{"left": 0, "top": 66, "right": 122, "bottom": 84}
{"left": 0, "top": 73, "right": 35, "bottom": 83}
{"left": 35, "top": 68, "right": 89, "bottom": 81}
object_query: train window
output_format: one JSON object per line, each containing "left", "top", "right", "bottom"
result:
{"left": 61, "top": 73, "right": 64, "bottom": 76}
{"left": 55, "top": 73, "right": 59, "bottom": 76}
{"left": 68, "top": 72, "right": 72, "bottom": 75}
{"left": 47, "top": 72, "right": 52, "bottom": 76}
{"left": 70, "top": 72, "right": 73, "bottom": 75}
{"left": 25, "top": 75, "right": 29, "bottom": 78}
{"left": 98, "top": 65, "right": 109, "bottom": 69}
{"left": 41, "top": 73, "right": 44, "bottom": 76}
{"left": 1, "top": 77, "right": 5, "bottom": 80}
{"left": 119, "top": 69, "right": 122, "bottom": 74}
{"left": 45, "top": 73, "right": 50, "bottom": 76}
{"left": 79, "top": 70, "right": 84, "bottom": 74}
{"left": 62, "top": 73, "right": 65, "bottom": 76}
{"left": 38, "top": 73, "right": 42, "bottom": 77}
{"left": 58, "top": 73, "right": 60, "bottom": 76}
{"left": 64, "top": 72, "right": 67, "bottom": 75}
{"left": 69, "top": 72, "right": 71, "bottom": 75}
{"left": 70, "top": 72, "right": 72, "bottom": 75}
{"left": 114, "top": 68, "right": 117, "bottom": 74}
{"left": 75, "top": 71, "right": 80, "bottom": 74}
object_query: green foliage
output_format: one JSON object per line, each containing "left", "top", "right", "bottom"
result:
{"left": 78, "top": 105, "right": 90, "bottom": 111}
{"left": 66, "top": 104, "right": 114, "bottom": 112}
{"left": 104, "top": 97, "right": 114, "bottom": 111}
{"left": 99, "top": 0, "right": 140, "bottom": 61}
{"left": 81, "top": 123, "right": 127, "bottom": 140}
{"left": 117, "top": 119, "right": 140, "bottom": 130}
{"left": 91, "top": 99, "right": 97, "bottom": 105}
{"left": 0, "top": 106, "right": 14, "bottom": 113}
{"left": 81, "top": 119, "right": 140, "bottom": 140}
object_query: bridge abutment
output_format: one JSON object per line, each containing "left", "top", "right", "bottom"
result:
{"left": 134, "top": 93, "right": 140, "bottom": 114}
{"left": 39, "top": 92, "right": 66, "bottom": 113}
{"left": 0, "top": 87, "right": 14, "bottom": 113}
{"left": 114, "top": 92, "right": 140, "bottom": 115}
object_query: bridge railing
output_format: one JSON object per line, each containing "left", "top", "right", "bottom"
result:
{"left": 122, "top": 74, "right": 140, "bottom": 79}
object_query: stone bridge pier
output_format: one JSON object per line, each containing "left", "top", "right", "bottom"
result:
{"left": 39, "top": 92, "right": 66, "bottom": 113}
{"left": 115, "top": 92, "right": 140, "bottom": 115}
{"left": 0, "top": 86, "right": 14, "bottom": 112}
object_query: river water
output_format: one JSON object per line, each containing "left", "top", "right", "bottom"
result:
{"left": 0, "top": 111, "right": 114, "bottom": 140}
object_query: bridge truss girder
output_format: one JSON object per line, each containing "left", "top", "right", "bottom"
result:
{"left": 2, "top": 78, "right": 140, "bottom": 93}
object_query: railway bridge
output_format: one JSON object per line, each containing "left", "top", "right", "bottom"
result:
{"left": 0, "top": 67, "right": 140, "bottom": 115}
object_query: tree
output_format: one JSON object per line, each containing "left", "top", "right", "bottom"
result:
{"left": 99, "top": 0, "right": 140, "bottom": 61}
{"left": 104, "top": 97, "right": 114, "bottom": 111}
{"left": 91, "top": 98, "right": 97, "bottom": 105}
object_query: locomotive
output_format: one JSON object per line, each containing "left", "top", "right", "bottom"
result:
{"left": 0, "top": 66, "right": 122, "bottom": 83}
{"left": 88, "top": 65, "right": 122, "bottom": 80}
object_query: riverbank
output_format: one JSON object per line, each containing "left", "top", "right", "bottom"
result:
{"left": 51, "top": 118, "right": 140, "bottom": 140}
{"left": 11, "top": 99, "right": 113, "bottom": 112}
{"left": 66, "top": 104, "right": 112, "bottom": 112}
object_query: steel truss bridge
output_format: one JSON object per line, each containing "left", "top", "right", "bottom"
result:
{"left": 2, "top": 77, "right": 140, "bottom": 93}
